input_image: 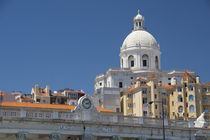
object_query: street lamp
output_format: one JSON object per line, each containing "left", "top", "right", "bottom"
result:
{"left": 148, "top": 100, "right": 165, "bottom": 140}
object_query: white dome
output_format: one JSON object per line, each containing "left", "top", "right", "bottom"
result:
{"left": 121, "top": 30, "right": 158, "bottom": 50}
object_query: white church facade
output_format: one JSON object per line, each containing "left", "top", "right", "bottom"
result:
{"left": 92, "top": 10, "right": 194, "bottom": 112}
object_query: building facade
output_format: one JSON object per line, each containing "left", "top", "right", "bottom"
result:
{"left": 31, "top": 85, "right": 85, "bottom": 105}
{"left": 0, "top": 95, "right": 209, "bottom": 140}
{"left": 121, "top": 72, "right": 210, "bottom": 120}
{"left": 92, "top": 10, "right": 194, "bottom": 112}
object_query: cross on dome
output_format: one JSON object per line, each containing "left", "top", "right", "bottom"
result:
{"left": 138, "top": 9, "right": 140, "bottom": 15}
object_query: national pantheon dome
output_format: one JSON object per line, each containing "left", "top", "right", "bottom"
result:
{"left": 121, "top": 30, "right": 158, "bottom": 50}
{"left": 121, "top": 10, "right": 159, "bottom": 52}
{"left": 120, "top": 10, "right": 161, "bottom": 71}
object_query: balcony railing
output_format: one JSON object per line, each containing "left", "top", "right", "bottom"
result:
{"left": 0, "top": 107, "right": 208, "bottom": 129}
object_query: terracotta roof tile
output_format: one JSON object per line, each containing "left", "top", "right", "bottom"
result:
{"left": 148, "top": 74, "right": 156, "bottom": 79}
{"left": 0, "top": 93, "right": 12, "bottom": 96}
{"left": 128, "top": 87, "right": 134, "bottom": 91}
{"left": 0, "top": 102, "right": 114, "bottom": 112}
{"left": 161, "top": 84, "right": 174, "bottom": 89}
{"left": 136, "top": 77, "right": 146, "bottom": 81}
{"left": 22, "top": 96, "right": 34, "bottom": 102}
{"left": 201, "top": 83, "right": 210, "bottom": 85}
{"left": 182, "top": 72, "right": 190, "bottom": 78}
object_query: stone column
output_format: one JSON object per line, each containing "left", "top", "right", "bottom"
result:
{"left": 17, "top": 132, "right": 27, "bottom": 140}
{"left": 50, "top": 133, "right": 60, "bottom": 140}
{"left": 112, "top": 135, "right": 120, "bottom": 140}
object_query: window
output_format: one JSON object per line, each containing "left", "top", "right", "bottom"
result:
{"left": 154, "top": 84, "right": 157, "bottom": 89}
{"left": 43, "top": 100, "right": 46, "bottom": 103}
{"left": 142, "top": 54, "right": 149, "bottom": 67}
{"left": 139, "top": 22, "right": 141, "bottom": 26}
{"left": 178, "top": 106, "right": 183, "bottom": 113}
{"left": 116, "top": 108, "right": 120, "bottom": 112}
{"left": 36, "top": 99, "right": 40, "bottom": 103}
{"left": 34, "top": 113, "right": 38, "bottom": 117}
{"left": 185, "top": 92, "right": 188, "bottom": 97}
{"left": 162, "top": 89, "right": 166, "bottom": 95}
{"left": 154, "top": 94, "right": 157, "bottom": 99}
{"left": 188, "top": 86, "right": 193, "bottom": 91}
{"left": 168, "top": 78, "right": 171, "bottom": 80}
{"left": 189, "top": 95, "right": 194, "bottom": 102}
{"left": 178, "top": 96, "right": 183, "bottom": 102}
{"left": 189, "top": 105, "right": 194, "bottom": 112}
{"left": 143, "top": 60, "right": 147, "bottom": 67}
{"left": 162, "top": 99, "right": 166, "bottom": 105}
{"left": 143, "top": 110, "right": 147, "bottom": 116}
{"left": 39, "top": 113, "right": 43, "bottom": 117}
{"left": 155, "top": 56, "right": 159, "bottom": 69}
{"left": 155, "top": 104, "right": 158, "bottom": 109}
{"left": 119, "top": 82, "right": 123, "bottom": 88}
{"left": 204, "top": 108, "right": 208, "bottom": 113}
{"left": 11, "top": 112, "right": 16, "bottom": 116}
{"left": 168, "top": 83, "right": 171, "bottom": 85}
{"left": 143, "top": 98, "right": 147, "bottom": 104}
{"left": 203, "top": 88, "right": 207, "bottom": 92}
{"left": 186, "top": 103, "right": 188, "bottom": 107}
{"left": 177, "top": 87, "right": 182, "bottom": 92}
{"left": 171, "top": 92, "right": 174, "bottom": 96}
{"left": 128, "top": 103, "right": 133, "bottom": 108}
{"left": 203, "top": 98, "right": 208, "bottom": 102}
{"left": 46, "top": 113, "right": 50, "bottom": 118}
{"left": 99, "top": 82, "right": 102, "bottom": 86}
{"left": 128, "top": 55, "right": 134, "bottom": 68}
{"left": 131, "top": 60, "right": 134, "bottom": 67}
{"left": 142, "top": 88, "right": 147, "bottom": 94}
{"left": 130, "top": 77, "right": 133, "bottom": 79}
{"left": 172, "top": 101, "right": 174, "bottom": 106}
{"left": 127, "top": 94, "right": 132, "bottom": 98}
{"left": 172, "top": 112, "right": 175, "bottom": 116}
{"left": 3, "top": 112, "right": 6, "bottom": 116}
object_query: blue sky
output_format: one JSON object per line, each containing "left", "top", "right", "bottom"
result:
{"left": 0, "top": 0, "right": 210, "bottom": 94}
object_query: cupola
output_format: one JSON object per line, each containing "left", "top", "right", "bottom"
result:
{"left": 133, "top": 9, "right": 144, "bottom": 30}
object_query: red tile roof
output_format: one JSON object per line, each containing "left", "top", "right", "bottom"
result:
{"left": 161, "top": 84, "right": 174, "bottom": 89}
{"left": 0, "top": 93, "right": 12, "bottom": 96}
{"left": 182, "top": 72, "right": 190, "bottom": 78}
{"left": 128, "top": 87, "right": 134, "bottom": 91}
{"left": 0, "top": 102, "right": 114, "bottom": 112}
{"left": 201, "top": 83, "right": 210, "bottom": 85}
{"left": 148, "top": 74, "right": 156, "bottom": 79}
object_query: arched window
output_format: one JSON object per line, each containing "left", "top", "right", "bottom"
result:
{"left": 128, "top": 55, "right": 134, "bottom": 68}
{"left": 178, "top": 96, "right": 183, "bottom": 102}
{"left": 189, "top": 95, "right": 194, "bottom": 102}
{"left": 178, "top": 106, "right": 183, "bottom": 113}
{"left": 142, "top": 54, "right": 149, "bottom": 67}
{"left": 189, "top": 105, "right": 194, "bottom": 112}
{"left": 155, "top": 56, "right": 159, "bottom": 69}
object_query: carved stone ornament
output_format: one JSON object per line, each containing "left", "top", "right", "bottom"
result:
{"left": 73, "top": 94, "right": 98, "bottom": 113}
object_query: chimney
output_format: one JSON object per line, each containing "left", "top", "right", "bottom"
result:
{"left": 35, "top": 84, "right": 39, "bottom": 95}
{"left": 46, "top": 85, "right": 50, "bottom": 96}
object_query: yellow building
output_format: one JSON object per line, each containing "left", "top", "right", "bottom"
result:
{"left": 120, "top": 72, "right": 210, "bottom": 120}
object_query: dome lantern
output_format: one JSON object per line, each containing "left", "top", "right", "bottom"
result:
{"left": 133, "top": 9, "right": 144, "bottom": 31}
